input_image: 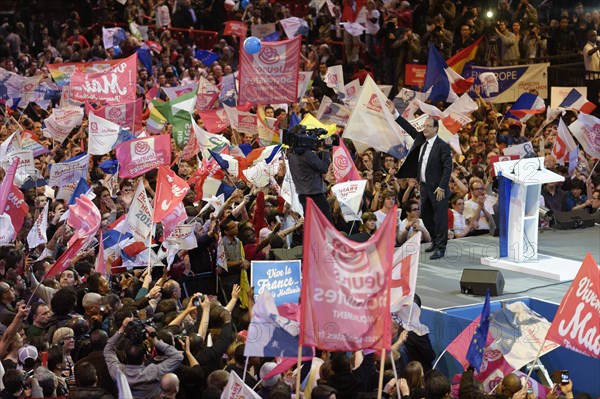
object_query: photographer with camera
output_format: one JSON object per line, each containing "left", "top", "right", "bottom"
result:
{"left": 104, "top": 316, "right": 183, "bottom": 399}
{"left": 286, "top": 126, "right": 336, "bottom": 223}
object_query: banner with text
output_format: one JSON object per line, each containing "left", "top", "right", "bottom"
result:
{"left": 238, "top": 36, "right": 301, "bottom": 104}
{"left": 69, "top": 54, "right": 137, "bottom": 104}
{"left": 251, "top": 260, "right": 302, "bottom": 306}
{"left": 470, "top": 63, "right": 549, "bottom": 103}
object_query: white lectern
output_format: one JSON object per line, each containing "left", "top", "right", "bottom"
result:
{"left": 480, "top": 157, "right": 581, "bottom": 281}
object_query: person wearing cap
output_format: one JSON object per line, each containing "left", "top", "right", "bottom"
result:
{"left": 256, "top": 362, "right": 280, "bottom": 398}
{"left": 17, "top": 345, "right": 39, "bottom": 373}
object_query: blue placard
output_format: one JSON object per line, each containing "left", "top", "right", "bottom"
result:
{"left": 251, "top": 260, "right": 301, "bottom": 306}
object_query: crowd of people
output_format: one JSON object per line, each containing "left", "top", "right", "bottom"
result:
{"left": 0, "top": 0, "right": 599, "bottom": 398}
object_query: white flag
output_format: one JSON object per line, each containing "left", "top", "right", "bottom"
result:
{"left": 390, "top": 233, "right": 421, "bottom": 312}
{"left": 0, "top": 131, "right": 21, "bottom": 159}
{"left": 344, "top": 78, "right": 361, "bottom": 100}
{"left": 316, "top": 96, "right": 351, "bottom": 126}
{"left": 297, "top": 71, "right": 313, "bottom": 99}
{"left": 224, "top": 105, "right": 258, "bottom": 135}
{"left": 48, "top": 154, "right": 89, "bottom": 187}
{"left": 27, "top": 203, "right": 48, "bottom": 249}
{"left": 126, "top": 180, "right": 154, "bottom": 242}
{"left": 115, "top": 367, "right": 132, "bottom": 399}
{"left": 221, "top": 370, "right": 261, "bottom": 399}
{"left": 344, "top": 75, "right": 412, "bottom": 159}
{"left": 331, "top": 180, "right": 366, "bottom": 222}
{"left": 278, "top": 158, "right": 304, "bottom": 217}
{"left": 0, "top": 214, "right": 15, "bottom": 244}
{"left": 88, "top": 112, "right": 121, "bottom": 155}
{"left": 552, "top": 118, "right": 578, "bottom": 165}
{"left": 569, "top": 112, "right": 600, "bottom": 159}
{"left": 324, "top": 65, "right": 345, "bottom": 94}
{"left": 164, "top": 223, "right": 197, "bottom": 250}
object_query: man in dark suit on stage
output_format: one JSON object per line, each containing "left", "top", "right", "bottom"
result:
{"left": 388, "top": 101, "right": 452, "bottom": 260}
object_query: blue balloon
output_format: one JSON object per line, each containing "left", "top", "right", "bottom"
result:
{"left": 243, "top": 36, "right": 262, "bottom": 54}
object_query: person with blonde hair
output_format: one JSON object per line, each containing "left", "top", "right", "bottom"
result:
{"left": 52, "top": 327, "right": 76, "bottom": 388}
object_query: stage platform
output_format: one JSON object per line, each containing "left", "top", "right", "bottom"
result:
{"left": 414, "top": 225, "right": 600, "bottom": 310}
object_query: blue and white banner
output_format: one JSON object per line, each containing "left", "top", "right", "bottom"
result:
{"left": 251, "top": 260, "right": 301, "bottom": 306}
{"left": 470, "top": 63, "right": 549, "bottom": 103}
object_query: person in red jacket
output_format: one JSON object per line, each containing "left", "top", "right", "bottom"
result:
{"left": 341, "top": 0, "right": 367, "bottom": 63}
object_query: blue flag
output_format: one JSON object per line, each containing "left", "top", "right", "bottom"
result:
{"left": 98, "top": 159, "right": 119, "bottom": 175}
{"left": 288, "top": 112, "right": 300, "bottom": 129}
{"left": 208, "top": 149, "right": 231, "bottom": 172}
{"left": 195, "top": 49, "right": 220, "bottom": 67}
{"left": 263, "top": 31, "right": 280, "bottom": 42}
{"left": 136, "top": 48, "right": 153, "bottom": 74}
{"left": 466, "top": 289, "right": 491, "bottom": 372}
{"left": 68, "top": 177, "right": 90, "bottom": 206}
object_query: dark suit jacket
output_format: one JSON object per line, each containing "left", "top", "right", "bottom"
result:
{"left": 394, "top": 116, "right": 452, "bottom": 194}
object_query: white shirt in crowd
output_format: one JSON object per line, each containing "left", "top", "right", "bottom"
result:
{"left": 463, "top": 195, "right": 496, "bottom": 231}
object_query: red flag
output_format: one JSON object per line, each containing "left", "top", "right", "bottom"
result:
{"left": 546, "top": 253, "right": 600, "bottom": 358}
{"left": 153, "top": 165, "right": 190, "bottom": 223}
{"left": 238, "top": 36, "right": 301, "bottom": 105}
{"left": 67, "top": 196, "right": 101, "bottom": 246}
{"left": 46, "top": 238, "right": 86, "bottom": 278}
{"left": 223, "top": 21, "right": 248, "bottom": 38}
{"left": 96, "top": 232, "right": 106, "bottom": 275}
{"left": 4, "top": 184, "right": 29, "bottom": 237}
{"left": 332, "top": 140, "right": 362, "bottom": 183}
{"left": 145, "top": 85, "right": 159, "bottom": 103}
{"left": 299, "top": 198, "right": 396, "bottom": 351}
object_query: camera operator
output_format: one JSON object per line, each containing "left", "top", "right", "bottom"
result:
{"left": 104, "top": 316, "right": 183, "bottom": 399}
{"left": 287, "top": 129, "right": 335, "bottom": 223}
{"left": 423, "top": 16, "right": 453, "bottom": 59}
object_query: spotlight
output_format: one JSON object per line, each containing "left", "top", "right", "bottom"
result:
{"left": 486, "top": 10, "right": 494, "bottom": 19}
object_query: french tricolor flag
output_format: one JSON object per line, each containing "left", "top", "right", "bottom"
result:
{"left": 425, "top": 43, "right": 474, "bottom": 102}
{"left": 559, "top": 88, "right": 596, "bottom": 114}
{"left": 505, "top": 93, "right": 546, "bottom": 122}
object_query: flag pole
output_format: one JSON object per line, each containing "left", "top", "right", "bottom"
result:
{"left": 432, "top": 348, "right": 448, "bottom": 370}
{"left": 524, "top": 336, "right": 547, "bottom": 386}
{"left": 377, "top": 348, "right": 386, "bottom": 399}
{"left": 295, "top": 345, "right": 302, "bottom": 398}
{"left": 390, "top": 350, "right": 402, "bottom": 399}
{"left": 242, "top": 356, "right": 250, "bottom": 387}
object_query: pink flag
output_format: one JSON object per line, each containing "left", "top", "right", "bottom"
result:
{"left": 86, "top": 97, "right": 143, "bottom": 133}
{"left": 446, "top": 315, "right": 488, "bottom": 369}
{"left": 115, "top": 135, "right": 172, "bottom": 178}
{"left": 198, "top": 108, "right": 230, "bottom": 133}
{"left": 161, "top": 202, "right": 187, "bottom": 240}
{"left": 332, "top": 140, "right": 362, "bottom": 183}
{"left": 195, "top": 76, "right": 219, "bottom": 112}
{"left": 152, "top": 165, "right": 190, "bottom": 223}
{"left": 96, "top": 232, "right": 106, "bottom": 275}
{"left": 67, "top": 195, "right": 101, "bottom": 246}
{"left": 300, "top": 198, "right": 396, "bottom": 351}
{"left": 238, "top": 36, "right": 301, "bottom": 105}
{"left": 46, "top": 238, "right": 86, "bottom": 278}
{"left": 69, "top": 54, "right": 137, "bottom": 104}
{"left": 546, "top": 253, "right": 600, "bottom": 358}
{"left": 0, "top": 158, "right": 19, "bottom": 214}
